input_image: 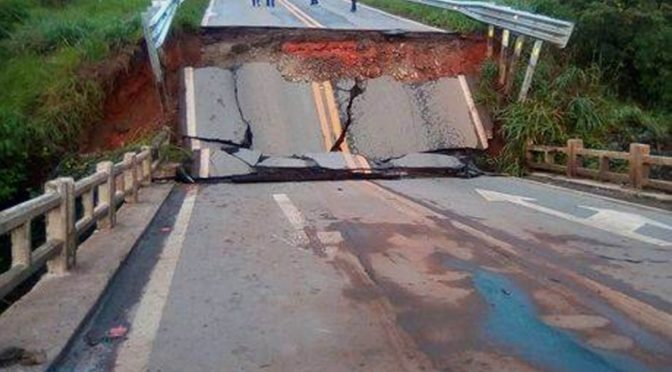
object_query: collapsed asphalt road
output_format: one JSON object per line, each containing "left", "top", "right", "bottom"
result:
{"left": 52, "top": 2, "right": 672, "bottom": 371}
{"left": 180, "top": 32, "right": 489, "bottom": 181}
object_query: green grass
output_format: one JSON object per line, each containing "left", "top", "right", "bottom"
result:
{"left": 0, "top": 0, "right": 207, "bottom": 208}
{"left": 361, "top": 0, "right": 671, "bottom": 175}
{"left": 360, "top": 0, "right": 483, "bottom": 33}
{"left": 0, "top": 0, "right": 207, "bottom": 273}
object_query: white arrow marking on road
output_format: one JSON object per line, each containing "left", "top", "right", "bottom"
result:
{"left": 476, "top": 189, "right": 672, "bottom": 247}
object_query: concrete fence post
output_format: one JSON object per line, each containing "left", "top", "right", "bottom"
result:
{"left": 498, "top": 29, "right": 511, "bottom": 86}
{"left": 96, "top": 161, "right": 116, "bottom": 229}
{"left": 566, "top": 139, "right": 583, "bottom": 178}
{"left": 598, "top": 155, "right": 610, "bottom": 181}
{"left": 45, "top": 177, "right": 76, "bottom": 274}
{"left": 519, "top": 39, "right": 544, "bottom": 102}
{"left": 486, "top": 25, "right": 495, "bottom": 58}
{"left": 11, "top": 222, "right": 31, "bottom": 268}
{"left": 629, "top": 143, "right": 650, "bottom": 189}
{"left": 505, "top": 35, "right": 526, "bottom": 95}
{"left": 124, "top": 152, "right": 139, "bottom": 203}
{"left": 141, "top": 146, "right": 152, "bottom": 186}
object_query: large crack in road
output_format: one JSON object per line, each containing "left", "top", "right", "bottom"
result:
{"left": 181, "top": 30, "right": 490, "bottom": 180}
{"left": 230, "top": 67, "right": 253, "bottom": 149}
{"left": 331, "top": 78, "right": 365, "bottom": 152}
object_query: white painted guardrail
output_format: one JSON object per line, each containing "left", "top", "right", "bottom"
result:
{"left": 403, "top": 0, "right": 575, "bottom": 101}
{"left": 142, "top": 0, "right": 185, "bottom": 83}
{"left": 0, "top": 131, "right": 169, "bottom": 300}
{"left": 407, "top": 0, "right": 574, "bottom": 47}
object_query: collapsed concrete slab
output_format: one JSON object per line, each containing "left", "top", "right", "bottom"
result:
{"left": 342, "top": 76, "right": 484, "bottom": 160}
{"left": 227, "top": 148, "right": 263, "bottom": 166}
{"left": 183, "top": 67, "right": 251, "bottom": 146}
{"left": 257, "top": 156, "right": 314, "bottom": 169}
{"left": 191, "top": 146, "right": 254, "bottom": 179}
{"left": 388, "top": 153, "right": 465, "bottom": 169}
{"left": 235, "top": 63, "right": 326, "bottom": 155}
{"left": 303, "top": 152, "right": 371, "bottom": 170}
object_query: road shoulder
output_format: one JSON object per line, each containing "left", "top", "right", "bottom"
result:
{"left": 0, "top": 183, "right": 174, "bottom": 371}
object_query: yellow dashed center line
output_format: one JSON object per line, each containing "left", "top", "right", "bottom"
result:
{"left": 279, "top": 0, "right": 370, "bottom": 172}
{"left": 311, "top": 82, "right": 334, "bottom": 150}
{"left": 279, "top": 0, "right": 324, "bottom": 27}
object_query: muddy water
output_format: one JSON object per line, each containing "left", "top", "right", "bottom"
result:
{"left": 469, "top": 267, "right": 647, "bottom": 371}
{"left": 325, "top": 214, "right": 669, "bottom": 371}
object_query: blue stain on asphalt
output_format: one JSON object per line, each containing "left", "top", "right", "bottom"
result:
{"left": 472, "top": 269, "right": 649, "bottom": 372}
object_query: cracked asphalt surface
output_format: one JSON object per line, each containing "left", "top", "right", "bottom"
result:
{"left": 182, "top": 63, "right": 482, "bottom": 179}
{"left": 57, "top": 2, "right": 672, "bottom": 371}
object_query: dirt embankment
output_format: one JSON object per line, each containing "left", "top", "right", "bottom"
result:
{"left": 88, "top": 30, "right": 487, "bottom": 153}
{"left": 82, "top": 33, "right": 202, "bottom": 152}
{"left": 280, "top": 38, "right": 486, "bottom": 82}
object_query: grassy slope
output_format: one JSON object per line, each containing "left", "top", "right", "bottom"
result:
{"left": 0, "top": 0, "right": 207, "bottom": 273}
{"left": 360, "top": 0, "right": 670, "bottom": 175}
{"left": 0, "top": 0, "right": 207, "bottom": 207}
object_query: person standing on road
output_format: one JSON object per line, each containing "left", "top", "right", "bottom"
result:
{"left": 267, "top": 0, "right": 275, "bottom": 7}
{"left": 310, "top": 0, "right": 318, "bottom": 6}
{"left": 251, "top": 0, "right": 260, "bottom": 7}
{"left": 350, "top": 0, "right": 357, "bottom": 12}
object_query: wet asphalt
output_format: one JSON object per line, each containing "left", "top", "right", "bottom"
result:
{"left": 58, "top": 179, "right": 672, "bottom": 371}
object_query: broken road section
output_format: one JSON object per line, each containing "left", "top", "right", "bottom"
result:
{"left": 334, "top": 76, "right": 484, "bottom": 160}
{"left": 181, "top": 34, "right": 490, "bottom": 181}
{"left": 182, "top": 67, "right": 251, "bottom": 147}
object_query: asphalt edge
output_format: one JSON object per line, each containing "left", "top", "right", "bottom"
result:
{"left": 0, "top": 183, "right": 175, "bottom": 371}
{"left": 526, "top": 172, "right": 672, "bottom": 212}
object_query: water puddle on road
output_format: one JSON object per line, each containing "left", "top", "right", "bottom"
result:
{"left": 470, "top": 268, "right": 648, "bottom": 372}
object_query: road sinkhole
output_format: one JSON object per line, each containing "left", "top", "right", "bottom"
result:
{"left": 180, "top": 29, "right": 491, "bottom": 182}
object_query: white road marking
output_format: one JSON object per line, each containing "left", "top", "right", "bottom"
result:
{"left": 476, "top": 188, "right": 672, "bottom": 247}
{"left": 273, "top": 194, "right": 310, "bottom": 245}
{"left": 281, "top": 0, "right": 324, "bottom": 27}
{"left": 185, "top": 67, "right": 197, "bottom": 140}
{"left": 458, "top": 75, "right": 488, "bottom": 149}
{"left": 524, "top": 175, "right": 672, "bottom": 214}
{"left": 199, "top": 147, "right": 210, "bottom": 178}
{"left": 114, "top": 189, "right": 198, "bottom": 372}
{"left": 202, "top": 0, "right": 217, "bottom": 27}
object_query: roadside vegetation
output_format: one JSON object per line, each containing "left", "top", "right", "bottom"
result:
{"left": 362, "top": 0, "right": 671, "bottom": 174}
{"left": 0, "top": 0, "right": 207, "bottom": 273}
{"left": 0, "top": 0, "right": 207, "bottom": 210}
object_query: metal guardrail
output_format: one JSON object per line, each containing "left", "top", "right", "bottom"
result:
{"left": 407, "top": 0, "right": 574, "bottom": 48}
{"left": 142, "top": 0, "right": 185, "bottom": 83}
{"left": 528, "top": 139, "right": 672, "bottom": 192}
{"left": 0, "top": 131, "right": 169, "bottom": 300}
{"left": 404, "top": 0, "right": 575, "bottom": 101}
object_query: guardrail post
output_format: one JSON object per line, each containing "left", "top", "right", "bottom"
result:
{"left": 498, "top": 29, "right": 510, "bottom": 86}
{"left": 505, "top": 35, "right": 525, "bottom": 95}
{"left": 487, "top": 25, "right": 495, "bottom": 58}
{"left": 124, "top": 152, "right": 139, "bottom": 203}
{"left": 629, "top": 143, "right": 650, "bottom": 189}
{"left": 46, "top": 177, "right": 75, "bottom": 274}
{"left": 519, "top": 39, "right": 544, "bottom": 102}
{"left": 11, "top": 222, "right": 31, "bottom": 267}
{"left": 566, "top": 139, "right": 583, "bottom": 178}
{"left": 141, "top": 146, "right": 152, "bottom": 186}
{"left": 97, "top": 161, "right": 116, "bottom": 229}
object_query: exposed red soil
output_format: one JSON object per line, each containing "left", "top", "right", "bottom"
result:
{"left": 281, "top": 38, "right": 487, "bottom": 82}
{"left": 87, "top": 32, "right": 487, "bottom": 153}
{"left": 83, "top": 34, "right": 202, "bottom": 153}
